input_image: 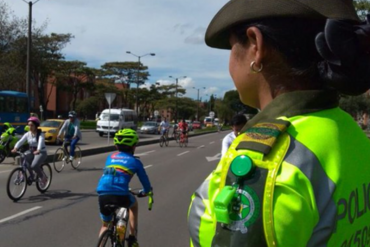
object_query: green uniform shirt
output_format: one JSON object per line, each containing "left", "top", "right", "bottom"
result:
{"left": 188, "top": 90, "right": 370, "bottom": 247}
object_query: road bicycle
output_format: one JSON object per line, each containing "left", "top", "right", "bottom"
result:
{"left": 172, "top": 129, "right": 180, "bottom": 143}
{"left": 96, "top": 190, "right": 154, "bottom": 247}
{"left": 159, "top": 129, "right": 169, "bottom": 147}
{"left": 53, "top": 139, "right": 82, "bottom": 172}
{"left": 179, "top": 131, "right": 188, "bottom": 148}
{"left": 6, "top": 151, "right": 52, "bottom": 202}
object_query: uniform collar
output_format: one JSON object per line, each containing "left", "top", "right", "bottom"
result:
{"left": 242, "top": 90, "right": 339, "bottom": 131}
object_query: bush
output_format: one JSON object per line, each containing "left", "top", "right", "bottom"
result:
{"left": 80, "top": 120, "right": 96, "bottom": 129}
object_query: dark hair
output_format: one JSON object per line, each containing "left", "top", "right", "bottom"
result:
{"left": 232, "top": 17, "right": 370, "bottom": 95}
{"left": 116, "top": 144, "right": 134, "bottom": 154}
{"left": 232, "top": 17, "right": 325, "bottom": 91}
{"left": 231, "top": 114, "right": 247, "bottom": 126}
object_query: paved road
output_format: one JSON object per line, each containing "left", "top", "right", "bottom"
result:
{"left": 0, "top": 132, "right": 226, "bottom": 247}
{"left": 0, "top": 130, "right": 165, "bottom": 166}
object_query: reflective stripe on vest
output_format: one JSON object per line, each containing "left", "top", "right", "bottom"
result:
{"left": 188, "top": 131, "right": 290, "bottom": 247}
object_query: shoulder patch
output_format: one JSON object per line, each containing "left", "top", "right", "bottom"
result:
{"left": 236, "top": 119, "right": 290, "bottom": 155}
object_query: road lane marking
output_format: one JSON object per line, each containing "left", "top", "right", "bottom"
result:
{"left": 0, "top": 170, "right": 12, "bottom": 174}
{"left": 136, "top": 150, "right": 156, "bottom": 157}
{"left": 197, "top": 145, "right": 205, "bottom": 149}
{"left": 0, "top": 206, "right": 42, "bottom": 224}
{"left": 144, "top": 165, "right": 153, "bottom": 169}
{"left": 209, "top": 141, "right": 215, "bottom": 144}
{"left": 177, "top": 151, "right": 189, "bottom": 156}
{"left": 206, "top": 153, "right": 222, "bottom": 162}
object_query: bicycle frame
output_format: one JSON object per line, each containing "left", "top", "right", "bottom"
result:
{"left": 97, "top": 191, "right": 153, "bottom": 247}
{"left": 17, "top": 151, "right": 37, "bottom": 183}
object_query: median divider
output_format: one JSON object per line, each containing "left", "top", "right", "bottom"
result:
{"left": 43, "top": 130, "right": 219, "bottom": 164}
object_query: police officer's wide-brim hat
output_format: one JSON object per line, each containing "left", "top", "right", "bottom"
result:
{"left": 205, "top": 0, "right": 359, "bottom": 50}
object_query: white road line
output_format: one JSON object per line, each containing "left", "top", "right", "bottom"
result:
{"left": 197, "top": 145, "right": 205, "bottom": 149}
{"left": 136, "top": 150, "right": 156, "bottom": 157}
{"left": 0, "top": 206, "right": 42, "bottom": 224}
{"left": 209, "top": 141, "right": 215, "bottom": 144}
{"left": 177, "top": 151, "right": 189, "bottom": 156}
{"left": 0, "top": 170, "right": 12, "bottom": 174}
{"left": 144, "top": 165, "right": 153, "bottom": 169}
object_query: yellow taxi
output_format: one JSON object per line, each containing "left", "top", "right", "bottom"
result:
{"left": 39, "top": 119, "right": 65, "bottom": 144}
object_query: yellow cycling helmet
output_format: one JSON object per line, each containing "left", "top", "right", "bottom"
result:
{"left": 114, "top": 129, "right": 138, "bottom": 147}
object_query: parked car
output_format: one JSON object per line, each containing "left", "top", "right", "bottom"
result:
{"left": 39, "top": 119, "right": 65, "bottom": 144}
{"left": 192, "top": 121, "right": 201, "bottom": 129}
{"left": 139, "top": 121, "right": 160, "bottom": 134}
{"left": 185, "top": 120, "right": 193, "bottom": 131}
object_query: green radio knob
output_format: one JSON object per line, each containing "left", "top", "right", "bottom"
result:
{"left": 230, "top": 155, "right": 253, "bottom": 177}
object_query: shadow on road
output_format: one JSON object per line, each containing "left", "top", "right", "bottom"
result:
{"left": 15, "top": 189, "right": 98, "bottom": 204}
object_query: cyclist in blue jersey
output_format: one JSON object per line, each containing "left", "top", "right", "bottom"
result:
{"left": 96, "top": 129, "right": 152, "bottom": 247}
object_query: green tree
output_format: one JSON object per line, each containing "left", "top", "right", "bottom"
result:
{"left": 76, "top": 96, "right": 100, "bottom": 120}
{"left": 32, "top": 33, "right": 74, "bottom": 115}
{"left": 54, "top": 60, "right": 95, "bottom": 111}
{"left": 100, "top": 61, "right": 151, "bottom": 108}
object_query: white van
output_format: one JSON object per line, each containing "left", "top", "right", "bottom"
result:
{"left": 96, "top": 108, "right": 138, "bottom": 137}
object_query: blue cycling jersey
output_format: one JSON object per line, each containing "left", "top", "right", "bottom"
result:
{"left": 96, "top": 151, "right": 152, "bottom": 196}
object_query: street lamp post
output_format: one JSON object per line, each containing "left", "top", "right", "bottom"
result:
{"left": 169, "top": 75, "right": 186, "bottom": 122}
{"left": 23, "top": 0, "right": 40, "bottom": 109}
{"left": 126, "top": 51, "right": 155, "bottom": 117}
{"left": 193, "top": 87, "right": 206, "bottom": 121}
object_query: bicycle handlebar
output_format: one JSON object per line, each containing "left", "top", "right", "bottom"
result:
{"left": 130, "top": 190, "right": 154, "bottom": 211}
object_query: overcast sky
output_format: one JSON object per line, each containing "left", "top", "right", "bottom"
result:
{"left": 5, "top": 0, "right": 235, "bottom": 101}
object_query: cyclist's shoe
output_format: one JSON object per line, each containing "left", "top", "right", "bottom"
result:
{"left": 69, "top": 155, "right": 74, "bottom": 161}
{"left": 126, "top": 235, "right": 139, "bottom": 247}
{"left": 62, "top": 156, "right": 67, "bottom": 161}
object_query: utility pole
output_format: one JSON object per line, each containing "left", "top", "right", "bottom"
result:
{"left": 23, "top": 0, "right": 40, "bottom": 108}
{"left": 193, "top": 87, "right": 205, "bottom": 121}
{"left": 126, "top": 51, "right": 155, "bottom": 118}
{"left": 169, "top": 75, "right": 186, "bottom": 122}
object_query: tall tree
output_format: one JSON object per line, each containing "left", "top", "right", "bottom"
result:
{"left": 32, "top": 33, "right": 73, "bottom": 114}
{"left": 54, "top": 60, "right": 95, "bottom": 111}
{"left": 100, "top": 61, "right": 151, "bottom": 108}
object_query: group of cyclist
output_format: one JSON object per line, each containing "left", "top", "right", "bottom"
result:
{"left": 4, "top": 111, "right": 81, "bottom": 187}
{"left": 2, "top": 111, "right": 151, "bottom": 247}
{"left": 159, "top": 117, "right": 189, "bottom": 142}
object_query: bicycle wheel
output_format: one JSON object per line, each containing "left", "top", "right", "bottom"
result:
{"left": 36, "top": 163, "right": 52, "bottom": 193}
{"left": 7, "top": 168, "right": 27, "bottom": 202}
{"left": 0, "top": 150, "right": 6, "bottom": 163}
{"left": 165, "top": 136, "right": 169, "bottom": 146}
{"left": 71, "top": 146, "right": 82, "bottom": 169}
{"left": 174, "top": 133, "right": 179, "bottom": 143}
{"left": 53, "top": 148, "right": 66, "bottom": 173}
{"left": 179, "top": 138, "right": 183, "bottom": 148}
{"left": 96, "top": 229, "right": 114, "bottom": 247}
{"left": 159, "top": 136, "right": 164, "bottom": 147}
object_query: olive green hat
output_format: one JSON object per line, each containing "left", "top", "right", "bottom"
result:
{"left": 205, "top": 0, "right": 360, "bottom": 49}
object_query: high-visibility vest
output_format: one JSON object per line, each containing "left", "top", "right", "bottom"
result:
{"left": 188, "top": 107, "right": 370, "bottom": 247}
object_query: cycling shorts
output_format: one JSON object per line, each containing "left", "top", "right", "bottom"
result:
{"left": 98, "top": 194, "right": 136, "bottom": 222}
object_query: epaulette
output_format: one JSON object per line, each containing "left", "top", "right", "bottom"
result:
{"left": 236, "top": 119, "right": 290, "bottom": 155}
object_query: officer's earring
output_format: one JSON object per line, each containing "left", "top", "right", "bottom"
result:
{"left": 250, "top": 61, "right": 263, "bottom": 73}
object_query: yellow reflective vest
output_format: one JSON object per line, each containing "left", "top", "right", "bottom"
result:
{"left": 188, "top": 90, "right": 370, "bottom": 247}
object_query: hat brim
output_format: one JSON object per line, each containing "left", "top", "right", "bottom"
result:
{"left": 205, "top": 0, "right": 359, "bottom": 50}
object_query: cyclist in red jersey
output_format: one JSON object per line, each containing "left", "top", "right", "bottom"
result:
{"left": 178, "top": 119, "right": 188, "bottom": 140}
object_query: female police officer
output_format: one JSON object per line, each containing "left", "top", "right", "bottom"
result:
{"left": 188, "top": 1, "right": 370, "bottom": 247}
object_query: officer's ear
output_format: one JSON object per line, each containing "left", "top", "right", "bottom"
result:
{"left": 245, "top": 27, "right": 267, "bottom": 67}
